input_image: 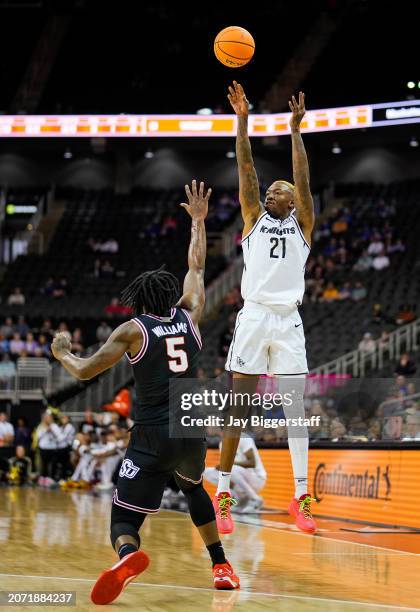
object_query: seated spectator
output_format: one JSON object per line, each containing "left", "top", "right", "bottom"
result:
{"left": 40, "top": 319, "right": 55, "bottom": 340}
{"left": 352, "top": 281, "right": 367, "bottom": 302}
{"left": 0, "top": 317, "right": 14, "bottom": 339}
{"left": 387, "top": 239, "right": 405, "bottom": 254}
{"left": 100, "top": 260, "right": 115, "bottom": 278}
{"left": 25, "top": 332, "right": 39, "bottom": 355}
{"left": 0, "top": 334, "right": 10, "bottom": 355}
{"left": 160, "top": 215, "right": 177, "bottom": 237}
{"left": 79, "top": 409, "right": 98, "bottom": 435}
{"left": 358, "top": 333, "right": 376, "bottom": 355}
{"left": 14, "top": 316, "right": 29, "bottom": 337}
{"left": 368, "top": 303, "right": 392, "bottom": 326}
{"left": 96, "top": 321, "right": 113, "bottom": 344}
{"left": 395, "top": 353, "right": 417, "bottom": 377}
{"left": 104, "top": 297, "right": 133, "bottom": 317}
{"left": 308, "top": 401, "right": 330, "bottom": 439}
{"left": 7, "top": 287, "right": 25, "bottom": 306}
{"left": 7, "top": 446, "right": 32, "bottom": 485}
{"left": 367, "top": 234, "right": 384, "bottom": 256}
{"left": 37, "top": 334, "right": 52, "bottom": 358}
{"left": 321, "top": 281, "right": 340, "bottom": 302}
{"left": 0, "top": 355, "right": 16, "bottom": 388}
{"left": 372, "top": 250, "right": 390, "bottom": 271}
{"left": 40, "top": 277, "right": 55, "bottom": 296}
{"left": 323, "top": 238, "right": 338, "bottom": 257}
{"left": 0, "top": 411, "right": 14, "bottom": 447}
{"left": 338, "top": 282, "right": 351, "bottom": 301}
{"left": 53, "top": 278, "right": 70, "bottom": 298}
{"left": 9, "top": 333, "right": 25, "bottom": 356}
{"left": 330, "top": 418, "right": 347, "bottom": 441}
{"left": 378, "top": 331, "right": 390, "bottom": 351}
{"left": 99, "top": 238, "right": 119, "bottom": 253}
{"left": 71, "top": 329, "right": 84, "bottom": 354}
{"left": 367, "top": 418, "right": 382, "bottom": 441}
{"left": 353, "top": 250, "right": 372, "bottom": 272}
{"left": 395, "top": 304, "right": 416, "bottom": 325}
{"left": 402, "top": 415, "right": 420, "bottom": 441}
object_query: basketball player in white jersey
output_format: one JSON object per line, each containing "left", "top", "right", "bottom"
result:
{"left": 213, "top": 81, "right": 316, "bottom": 535}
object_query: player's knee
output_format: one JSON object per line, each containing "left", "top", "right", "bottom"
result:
{"left": 176, "top": 481, "right": 216, "bottom": 527}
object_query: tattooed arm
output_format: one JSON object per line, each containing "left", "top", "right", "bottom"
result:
{"left": 228, "top": 81, "right": 262, "bottom": 238}
{"left": 289, "top": 92, "right": 315, "bottom": 245}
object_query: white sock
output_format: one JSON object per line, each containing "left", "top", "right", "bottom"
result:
{"left": 216, "top": 472, "right": 231, "bottom": 494}
{"left": 288, "top": 437, "right": 309, "bottom": 499}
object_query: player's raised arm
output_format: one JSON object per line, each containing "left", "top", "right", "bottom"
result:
{"left": 228, "top": 81, "right": 261, "bottom": 237}
{"left": 289, "top": 92, "right": 315, "bottom": 245}
{"left": 51, "top": 322, "right": 142, "bottom": 380}
{"left": 177, "top": 179, "right": 211, "bottom": 326}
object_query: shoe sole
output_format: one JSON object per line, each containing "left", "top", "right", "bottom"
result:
{"left": 90, "top": 551, "right": 150, "bottom": 604}
{"left": 214, "top": 576, "right": 240, "bottom": 590}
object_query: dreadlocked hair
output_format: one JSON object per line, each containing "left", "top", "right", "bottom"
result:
{"left": 120, "top": 265, "right": 180, "bottom": 317}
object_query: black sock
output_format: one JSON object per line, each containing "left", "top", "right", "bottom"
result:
{"left": 118, "top": 543, "right": 138, "bottom": 559}
{"left": 206, "top": 541, "right": 226, "bottom": 567}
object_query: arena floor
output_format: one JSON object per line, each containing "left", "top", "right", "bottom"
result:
{"left": 1, "top": 488, "right": 419, "bottom": 611}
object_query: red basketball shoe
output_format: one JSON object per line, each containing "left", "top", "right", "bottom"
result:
{"left": 213, "top": 561, "right": 240, "bottom": 590}
{"left": 288, "top": 494, "right": 317, "bottom": 533}
{"left": 213, "top": 492, "right": 237, "bottom": 534}
{"left": 91, "top": 550, "right": 149, "bottom": 605}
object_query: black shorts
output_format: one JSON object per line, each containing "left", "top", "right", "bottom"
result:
{"left": 113, "top": 424, "right": 206, "bottom": 515}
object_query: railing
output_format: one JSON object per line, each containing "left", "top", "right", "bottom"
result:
{"left": 0, "top": 357, "right": 52, "bottom": 402}
{"left": 311, "top": 319, "right": 420, "bottom": 377}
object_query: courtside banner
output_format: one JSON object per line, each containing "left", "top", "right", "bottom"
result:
{"left": 0, "top": 100, "right": 418, "bottom": 137}
{"left": 205, "top": 448, "right": 420, "bottom": 528}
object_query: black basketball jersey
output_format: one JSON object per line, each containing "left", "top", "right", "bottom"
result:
{"left": 126, "top": 307, "right": 202, "bottom": 425}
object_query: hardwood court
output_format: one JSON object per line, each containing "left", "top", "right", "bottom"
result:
{"left": 1, "top": 488, "right": 419, "bottom": 611}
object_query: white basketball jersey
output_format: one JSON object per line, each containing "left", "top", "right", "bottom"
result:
{"left": 241, "top": 210, "right": 310, "bottom": 307}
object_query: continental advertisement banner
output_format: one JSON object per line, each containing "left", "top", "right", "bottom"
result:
{"left": 205, "top": 448, "right": 420, "bottom": 528}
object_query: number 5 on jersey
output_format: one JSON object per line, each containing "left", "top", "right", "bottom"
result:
{"left": 166, "top": 337, "right": 189, "bottom": 373}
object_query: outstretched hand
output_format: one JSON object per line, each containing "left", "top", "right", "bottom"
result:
{"left": 228, "top": 81, "right": 249, "bottom": 116}
{"left": 289, "top": 91, "right": 306, "bottom": 130}
{"left": 180, "top": 179, "right": 211, "bottom": 221}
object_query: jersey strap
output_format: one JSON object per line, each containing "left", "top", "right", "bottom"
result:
{"left": 241, "top": 212, "right": 268, "bottom": 243}
{"left": 291, "top": 213, "right": 311, "bottom": 249}
{"left": 181, "top": 309, "right": 202, "bottom": 349}
{"left": 125, "top": 317, "right": 149, "bottom": 364}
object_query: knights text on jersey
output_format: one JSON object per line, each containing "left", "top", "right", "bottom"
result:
{"left": 241, "top": 211, "right": 310, "bottom": 307}
{"left": 125, "top": 307, "right": 202, "bottom": 425}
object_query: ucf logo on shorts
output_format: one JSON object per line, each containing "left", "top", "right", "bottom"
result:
{"left": 119, "top": 458, "right": 140, "bottom": 479}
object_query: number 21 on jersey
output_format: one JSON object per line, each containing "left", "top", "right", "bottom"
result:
{"left": 166, "top": 337, "right": 189, "bottom": 373}
{"left": 270, "top": 236, "right": 286, "bottom": 259}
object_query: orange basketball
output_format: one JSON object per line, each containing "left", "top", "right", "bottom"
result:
{"left": 214, "top": 26, "right": 255, "bottom": 68}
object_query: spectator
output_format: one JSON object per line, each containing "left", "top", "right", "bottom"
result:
{"left": 367, "top": 418, "right": 382, "bottom": 441}
{"left": 7, "top": 288, "right": 25, "bottom": 306}
{"left": 367, "top": 234, "right": 384, "bottom": 256}
{"left": 7, "top": 446, "right": 32, "bottom": 485}
{"left": 358, "top": 332, "right": 376, "bottom": 355}
{"left": 36, "top": 412, "right": 63, "bottom": 486}
{"left": 330, "top": 418, "right": 347, "bottom": 441}
{"left": 104, "top": 297, "right": 133, "bottom": 317}
{"left": 25, "top": 332, "right": 39, "bottom": 355}
{"left": 321, "top": 281, "right": 340, "bottom": 302}
{"left": 0, "top": 334, "right": 10, "bottom": 355}
{"left": 378, "top": 331, "right": 390, "bottom": 351}
{"left": 96, "top": 321, "right": 113, "bottom": 344}
{"left": 79, "top": 409, "right": 97, "bottom": 435}
{"left": 353, "top": 250, "right": 372, "bottom": 272}
{"left": 395, "top": 353, "right": 417, "bottom": 377}
{"left": 100, "top": 260, "right": 115, "bottom": 278}
{"left": 37, "top": 334, "right": 52, "bottom": 358}
{"left": 387, "top": 239, "right": 405, "bottom": 254}
{"left": 9, "top": 333, "right": 25, "bottom": 356}
{"left": 0, "top": 411, "right": 14, "bottom": 447}
{"left": 14, "top": 316, "right": 29, "bottom": 337}
{"left": 395, "top": 304, "right": 416, "bottom": 325}
{"left": 0, "top": 355, "right": 16, "bottom": 388}
{"left": 99, "top": 238, "right": 119, "bottom": 253}
{"left": 0, "top": 317, "right": 14, "bottom": 339}
{"left": 402, "top": 415, "right": 420, "bottom": 441}
{"left": 71, "top": 329, "right": 84, "bottom": 354}
{"left": 338, "top": 282, "right": 351, "bottom": 300}
{"left": 372, "top": 250, "right": 390, "bottom": 271}
{"left": 53, "top": 278, "right": 70, "bottom": 298}
{"left": 56, "top": 415, "right": 76, "bottom": 481}
{"left": 40, "top": 319, "right": 55, "bottom": 340}
{"left": 352, "top": 282, "right": 367, "bottom": 302}
{"left": 14, "top": 417, "right": 31, "bottom": 450}
{"left": 90, "top": 430, "right": 122, "bottom": 491}
{"left": 41, "top": 277, "right": 55, "bottom": 297}
{"left": 160, "top": 215, "right": 178, "bottom": 237}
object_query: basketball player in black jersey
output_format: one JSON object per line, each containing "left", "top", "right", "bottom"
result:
{"left": 52, "top": 180, "right": 240, "bottom": 604}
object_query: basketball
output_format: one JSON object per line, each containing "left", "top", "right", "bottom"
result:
{"left": 214, "top": 26, "right": 255, "bottom": 68}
